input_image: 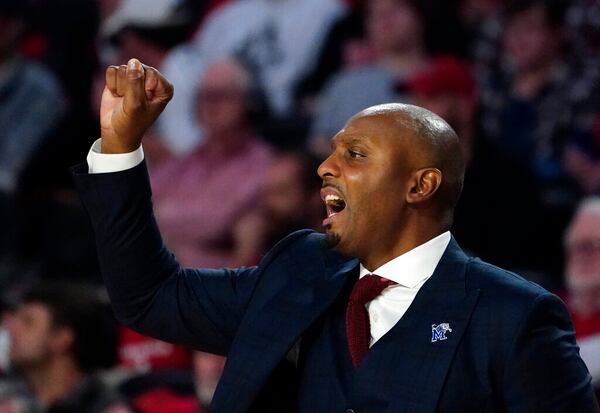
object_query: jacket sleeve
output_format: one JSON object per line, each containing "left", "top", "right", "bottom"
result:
{"left": 502, "top": 292, "right": 599, "bottom": 412}
{"left": 72, "top": 160, "right": 266, "bottom": 356}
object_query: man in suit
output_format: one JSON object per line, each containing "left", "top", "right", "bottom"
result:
{"left": 72, "top": 58, "right": 598, "bottom": 412}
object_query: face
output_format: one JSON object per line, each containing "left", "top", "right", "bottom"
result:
{"left": 261, "top": 156, "right": 307, "bottom": 223}
{"left": 318, "top": 114, "right": 416, "bottom": 265}
{"left": 196, "top": 65, "right": 248, "bottom": 136}
{"left": 565, "top": 209, "right": 600, "bottom": 315}
{"left": 367, "top": 0, "right": 423, "bottom": 54}
{"left": 566, "top": 211, "right": 600, "bottom": 292}
{"left": 504, "top": 6, "right": 560, "bottom": 71}
{"left": 6, "top": 303, "right": 54, "bottom": 370}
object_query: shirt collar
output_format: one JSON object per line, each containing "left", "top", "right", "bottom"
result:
{"left": 359, "top": 231, "right": 451, "bottom": 288}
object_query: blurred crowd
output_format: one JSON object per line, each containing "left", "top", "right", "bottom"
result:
{"left": 0, "top": 0, "right": 599, "bottom": 411}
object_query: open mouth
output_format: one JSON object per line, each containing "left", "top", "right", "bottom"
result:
{"left": 325, "top": 194, "right": 346, "bottom": 218}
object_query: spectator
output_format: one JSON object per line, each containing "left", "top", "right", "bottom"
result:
{"left": 151, "top": 58, "right": 273, "bottom": 267}
{"left": 563, "top": 197, "right": 600, "bottom": 398}
{"left": 309, "top": 0, "right": 429, "bottom": 157}
{"left": 293, "top": 1, "right": 367, "bottom": 115}
{"left": 5, "top": 282, "right": 126, "bottom": 413}
{"left": 5, "top": 1, "right": 103, "bottom": 284}
{"left": 0, "top": 2, "right": 64, "bottom": 278}
{"left": 407, "top": 55, "right": 552, "bottom": 282}
{"left": 158, "top": 0, "right": 347, "bottom": 154}
{"left": 479, "top": 0, "right": 588, "bottom": 208}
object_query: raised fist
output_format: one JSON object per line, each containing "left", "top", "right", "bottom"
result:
{"left": 100, "top": 58, "right": 173, "bottom": 154}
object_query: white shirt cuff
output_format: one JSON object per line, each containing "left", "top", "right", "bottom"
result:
{"left": 87, "top": 138, "right": 145, "bottom": 174}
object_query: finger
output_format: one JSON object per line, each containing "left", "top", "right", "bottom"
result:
{"left": 116, "top": 65, "right": 127, "bottom": 97}
{"left": 142, "top": 64, "right": 159, "bottom": 100}
{"left": 123, "top": 58, "right": 147, "bottom": 114}
{"left": 105, "top": 66, "right": 118, "bottom": 97}
{"left": 146, "top": 66, "right": 174, "bottom": 105}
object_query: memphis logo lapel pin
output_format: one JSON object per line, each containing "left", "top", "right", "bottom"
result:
{"left": 431, "top": 323, "right": 452, "bottom": 343}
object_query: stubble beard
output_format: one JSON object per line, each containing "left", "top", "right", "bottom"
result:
{"left": 324, "top": 226, "right": 341, "bottom": 249}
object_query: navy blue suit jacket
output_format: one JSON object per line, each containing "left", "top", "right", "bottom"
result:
{"left": 73, "top": 161, "right": 597, "bottom": 412}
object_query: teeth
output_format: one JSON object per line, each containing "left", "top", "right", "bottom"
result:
{"left": 325, "top": 194, "right": 342, "bottom": 203}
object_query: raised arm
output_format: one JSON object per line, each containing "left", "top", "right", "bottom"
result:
{"left": 73, "top": 59, "right": 261, "bottom": 355}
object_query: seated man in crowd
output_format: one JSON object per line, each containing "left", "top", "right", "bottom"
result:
{"left": 5, "top": 282, "right": 127, "bottom": 413}
{"left": 150, "top": 58, "right": 273, "bottom": 267}
{"left": 310, "top": 0, "right": 429, "bottom": 157}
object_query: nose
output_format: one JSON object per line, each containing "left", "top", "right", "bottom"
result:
{"left": 317, "top": 153, "right": 339, "bottom": 180}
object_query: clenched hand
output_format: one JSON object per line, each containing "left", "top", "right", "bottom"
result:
{"left": 100, "top": 58, "right": 173, "bottom": 154}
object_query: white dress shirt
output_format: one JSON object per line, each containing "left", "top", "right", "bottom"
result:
{"left": 360, "top": 231, "right": 451, "bottom": 346}
{"left": 86, "top": 139, "right": 452, "bottom": 346}
{"left": 86, "top": 139, "right": 144, "bottom": 174}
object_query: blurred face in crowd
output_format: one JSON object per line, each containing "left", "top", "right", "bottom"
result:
{"left": 196, "top": 61, "right": 250, "bottom": 137}
{"left": 318, "top": 110, "right": 423, "bottom": 267}
{"left": 367, "top": 0, "right": 423, "bottom": 55}
{"left": 565, "top": 204, "right": 600, "bottom": 315}
{"left": 6, "top": 303, "right": 71, "bottom": 370}
{"left": 503, "top": 5, "right": 562, "bottom": 72}
{"left": 261, "top": 155, "right": 308, "bottom": 223}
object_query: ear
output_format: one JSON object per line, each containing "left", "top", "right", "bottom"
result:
{"left": 406, "top": 168, "right": 442, "bottom": 205}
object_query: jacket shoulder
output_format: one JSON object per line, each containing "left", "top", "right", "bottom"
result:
{"left": 466, "top": 257, "right": 551, "bottom": 306}
{"left": 257, "top": 229, "right": 327, "bottom": 268}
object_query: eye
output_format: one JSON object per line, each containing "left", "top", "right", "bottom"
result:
{"left": 348, "top": 149, "right": 365, "bottom": 159}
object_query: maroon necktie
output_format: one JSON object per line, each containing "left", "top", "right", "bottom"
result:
{"left": 346, "top": 274, "right": 396, "bottom": 367}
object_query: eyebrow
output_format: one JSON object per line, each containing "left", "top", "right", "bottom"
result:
{"left": 332, "top": 134, "right": 367, "bottom": 145}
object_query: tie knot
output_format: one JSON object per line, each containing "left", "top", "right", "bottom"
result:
{"left": 349, "top": 274, "right": 395, "bottom": 305}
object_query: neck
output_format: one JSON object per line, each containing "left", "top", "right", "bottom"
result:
{"left": 22, "top": 357, "right": 85, "bottom": 408}
{"left": 362, "top": 220, "right": 446, "bottom": 271}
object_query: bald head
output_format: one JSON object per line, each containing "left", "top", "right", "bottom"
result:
{"left": 355, "top": 103, "right": 465, "bottom": 224}
{"left": 199, "top": 58, "right": 252, "bottom": 94}
{"left": 319, "top": 103, "right": 465, "bottom": 265}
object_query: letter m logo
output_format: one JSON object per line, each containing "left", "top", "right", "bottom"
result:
{"left": 431, "top": 323, "right": 452, "bottom": 343}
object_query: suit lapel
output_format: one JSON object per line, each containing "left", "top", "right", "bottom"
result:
{"left": 371, "top": 238, "right": 480, "bottom": 413}
{"left": 212, "top": 233, "right": 358, "bottom": 413}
